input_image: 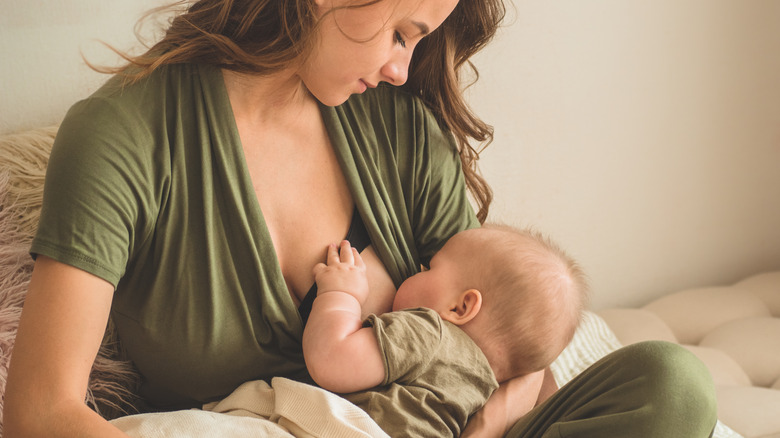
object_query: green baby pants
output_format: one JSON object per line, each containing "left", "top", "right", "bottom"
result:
{"left": 506, "top": 341, "right": 718, "bottom": 438}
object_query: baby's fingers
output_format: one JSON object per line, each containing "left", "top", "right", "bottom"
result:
{"left": 352, "top": 248, "right": 365, "bottom": 269}
{"left": 326, "top": 243, "right": 340, "bottom": 266}
{"left": 312, "top": 262, "right": 327, "bottom": 276}
{"left": 339, "top": 240, "right": 355, "bottom": 264}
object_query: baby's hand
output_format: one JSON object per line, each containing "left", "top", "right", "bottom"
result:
{"left": 312, "top": 240, "right": 369, "bottom": 305}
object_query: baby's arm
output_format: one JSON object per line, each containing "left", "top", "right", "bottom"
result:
{"left": 302, "top": 240, "right": 385, "bottom": 393}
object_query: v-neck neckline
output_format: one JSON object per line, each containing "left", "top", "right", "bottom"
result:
{"left": 206, "top": 65, "right": 367, "bottom": 323}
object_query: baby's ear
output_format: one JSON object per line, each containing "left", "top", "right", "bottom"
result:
{"left": 440, "top": 289, "right": 482, "bottom": 326}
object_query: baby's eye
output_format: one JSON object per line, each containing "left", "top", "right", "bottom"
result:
{"left": 394, "top": 31, "right": 407, "bottom": 49}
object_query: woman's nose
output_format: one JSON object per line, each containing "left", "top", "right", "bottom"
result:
{"left": 380, "top": 52, "right": 411, "bottom": 86}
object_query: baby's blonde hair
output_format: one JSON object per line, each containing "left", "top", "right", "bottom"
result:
{"left": 450, "top": 225, "right": 588, "bottom": 377}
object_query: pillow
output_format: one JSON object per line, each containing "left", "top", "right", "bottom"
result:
{"left": 550, "top": 311, "right": 622, "bottom": 386}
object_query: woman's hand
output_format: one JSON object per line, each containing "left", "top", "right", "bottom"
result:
{"left": 461, "top": 369, "right": 547, "bottom": 438}
{"left": 3, "top": 256, "right": 130, "bottom": 437}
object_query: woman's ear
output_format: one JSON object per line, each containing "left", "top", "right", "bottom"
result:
{"left": 440, "top": 289, "right": 482, "bottom": 326}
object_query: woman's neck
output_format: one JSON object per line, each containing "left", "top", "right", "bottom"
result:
{"left": 221, "top": 68, "right": 314, "bottom": 127}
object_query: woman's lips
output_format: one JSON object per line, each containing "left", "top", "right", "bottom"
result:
{"left": 359, "top": 79, "right": 377, "bottom": 92}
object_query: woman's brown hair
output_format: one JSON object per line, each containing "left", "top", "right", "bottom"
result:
{"left": 96, "top": 0, "right": 505, "bottom": 222}
{"left": 402, "top": 0, "right": 505, "bottom": 222}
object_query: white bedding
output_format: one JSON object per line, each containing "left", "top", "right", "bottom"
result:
{"left": 112, "top": 377, "right": 389, "bottom": 438}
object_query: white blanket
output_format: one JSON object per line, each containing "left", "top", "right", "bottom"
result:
{"left": 111, "top": 377, "right": 389, "bottom": 438}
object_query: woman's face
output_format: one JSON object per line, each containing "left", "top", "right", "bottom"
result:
{"left": 300, "top": 0, "right": 458, "bottom": 106}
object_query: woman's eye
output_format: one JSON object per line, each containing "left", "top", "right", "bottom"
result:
{"left": 394, "top": 31, "right": 407, "bottom": 48}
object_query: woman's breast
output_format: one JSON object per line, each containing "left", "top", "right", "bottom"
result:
{"left": 359, "top": 246, "right": 397, "bottom": 317}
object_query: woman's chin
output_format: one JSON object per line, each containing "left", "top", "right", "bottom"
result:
{"left": 307, "top": 89, "right": 352, "bottom": 107}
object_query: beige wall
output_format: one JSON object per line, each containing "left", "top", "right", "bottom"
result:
{"left": 471, "top": 0, "right": 780, "bottom": 308}
{"left": 2, "top": 1, "right": 779, "bottom": 309}
{"left": 0, "top": 0, "right": 164, "bottom": 133}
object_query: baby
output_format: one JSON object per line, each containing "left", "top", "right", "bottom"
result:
{"left": 302, "top": 225, "right": 588, "bottom": 437}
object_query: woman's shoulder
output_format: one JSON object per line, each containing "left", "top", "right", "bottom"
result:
{"left": 75, "top": 64, "right": 203, "bottom": 116}
{"left": 59, "top": 64, "right": 215, "bottom": 148}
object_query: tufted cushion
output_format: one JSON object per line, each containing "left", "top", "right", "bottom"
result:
{"left": 596, "top": 308, "right": 677, "bottom": 345}
{"left": 598, "top": 271, "right": 780, "bottom": 438}
{"left": 643, "top": 287, "right": 771, "bottom": 345}
{"left": 700, "top": 317, "right": 780, "bottom": 388}
{"left": 684, "top": 345, "right": 752, "bottom": 387}
{"left": 716, "top": 386, "right": 780, "bottom": 438}
{"left": 736, "top": 272, "right": 780, "bottom": 316}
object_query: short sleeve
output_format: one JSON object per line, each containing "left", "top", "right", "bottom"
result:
{"left": 347, "top": 309, "right": 496, "bottom": 437}
{"left": 31, "top": 94, "right": 159, "bottom": 287}
{"left": 365, "top": 309, "right": 444, "bottom": 384}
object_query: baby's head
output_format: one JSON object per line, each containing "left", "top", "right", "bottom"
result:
{"left": 393, "top": 225, "right": 588, "bottom": 381}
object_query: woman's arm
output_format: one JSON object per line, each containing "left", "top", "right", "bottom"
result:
{"left": 3, "top": 256, "right": 130, "bottom": 438}
{"left": 461, "top": 369, "right": 549, "bottom": 438}
{"left": 302, "top": 241, "right": 385, "bottom": 393}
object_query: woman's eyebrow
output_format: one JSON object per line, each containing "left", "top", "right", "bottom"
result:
{"left": 412, "top": 20, "right": 430, "bottom": 36}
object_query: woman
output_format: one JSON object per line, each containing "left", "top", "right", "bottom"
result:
{"left": 4, "top": 0, "right": 717, "bottom": 437}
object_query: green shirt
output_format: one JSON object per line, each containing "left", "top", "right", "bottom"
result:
{"left": 345, "top": 309, "right": 499, "bottom": 437}
{"left": 32, "top": 64, "right": 479, "bottom": 409}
